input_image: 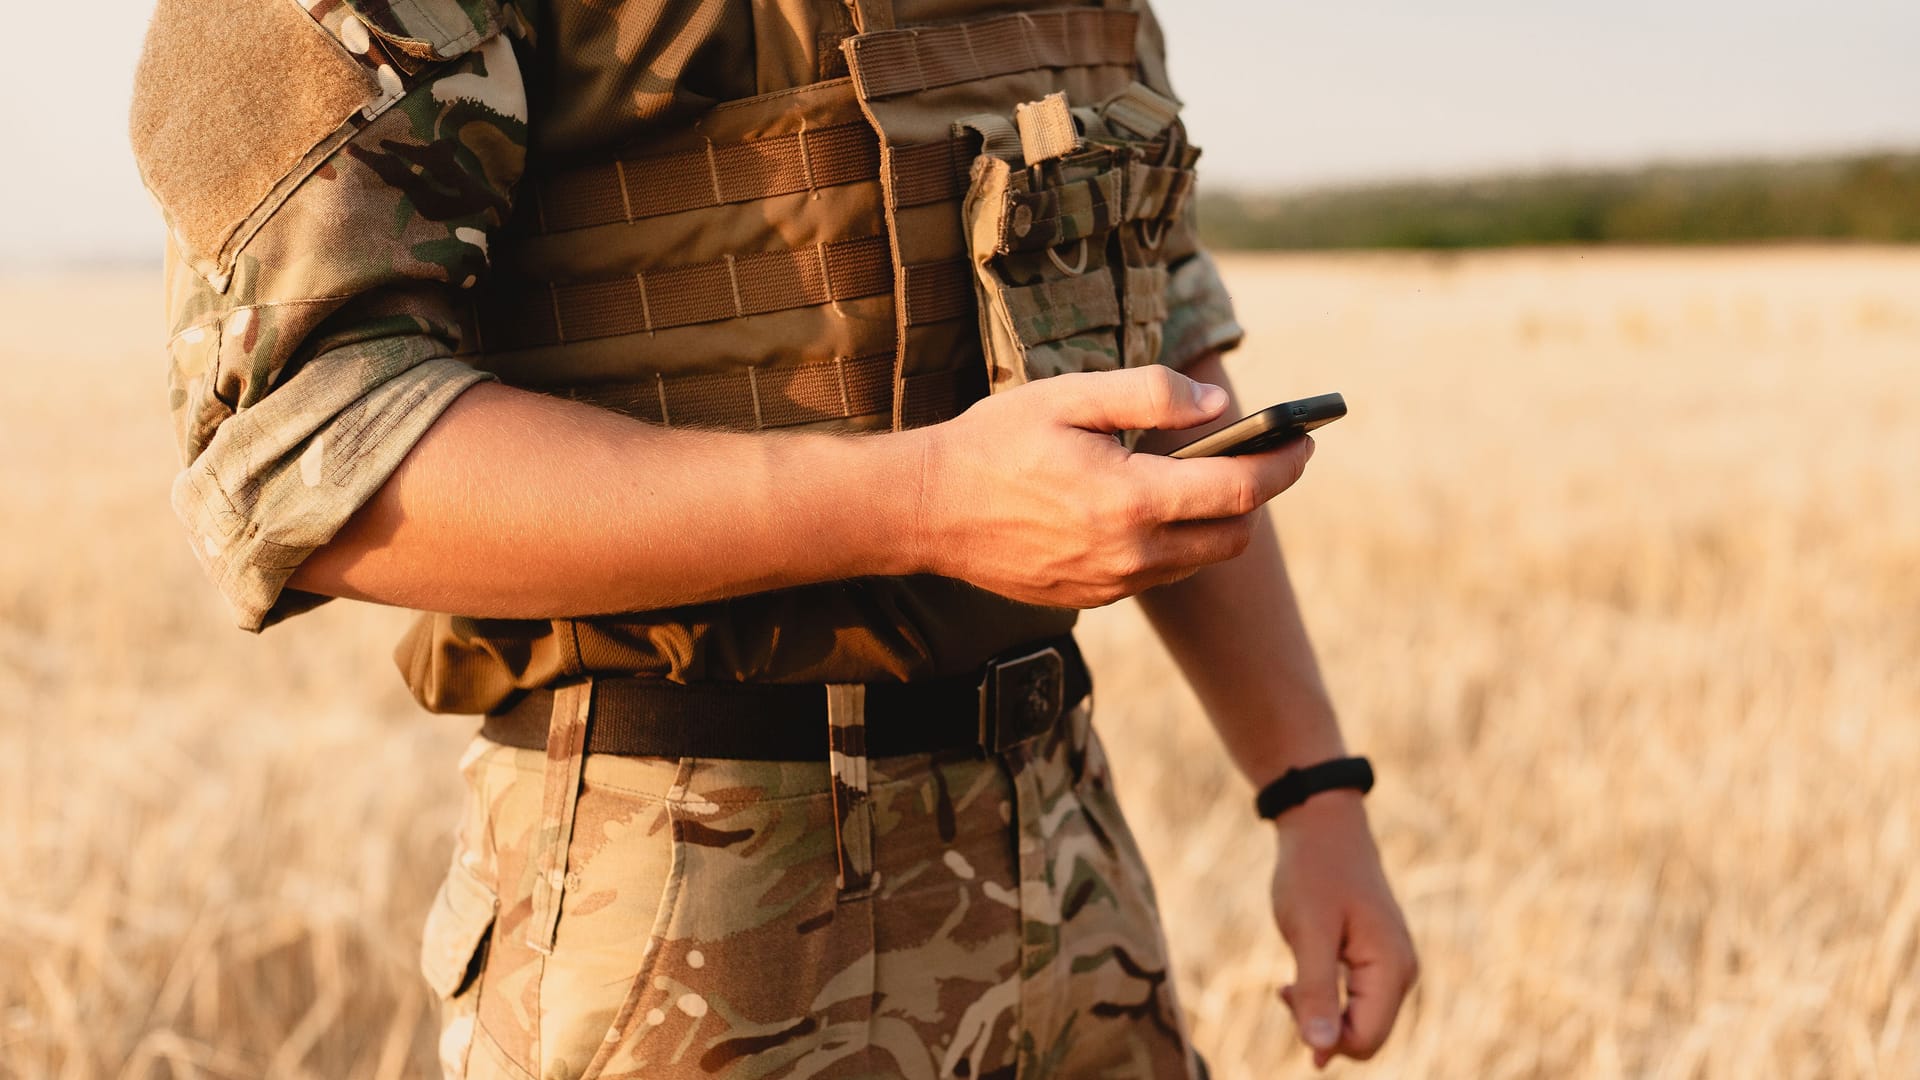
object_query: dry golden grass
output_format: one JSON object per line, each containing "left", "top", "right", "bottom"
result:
{"left": 3, "top": 248, "right": 1917, "bottom": 1078}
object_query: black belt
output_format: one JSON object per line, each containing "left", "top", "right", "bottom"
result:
{"left": 480, "top": 636, "right": 1090, "bottom": 761}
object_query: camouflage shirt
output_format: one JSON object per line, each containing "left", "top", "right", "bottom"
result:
{"left": 131, "top": 0, "right": 1243, "bottom": 633}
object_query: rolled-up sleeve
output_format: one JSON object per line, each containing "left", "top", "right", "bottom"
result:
{"left": 1159, "top": 249, "right": 1245, "bottom": 372}
{"left": 1132, "top": 0, "right": 1245, "bottom": 372}
{"left": 146, "top": 29, "right": 527, "bottom": 630}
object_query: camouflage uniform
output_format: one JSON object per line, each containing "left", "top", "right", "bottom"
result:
{"left": 425, "top": 701, "right": 1198, "bottom": 1078}
{"left": 132, "top": 0, "right": 1243, "bottom": 1076}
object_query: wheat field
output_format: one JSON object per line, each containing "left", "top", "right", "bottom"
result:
{"left": 2, "top": 249, "right": 1917, "bottom": 1079}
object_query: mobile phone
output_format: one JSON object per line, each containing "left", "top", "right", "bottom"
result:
{"left": 1166, "top": 393, "right": 1346, "bottom": 459}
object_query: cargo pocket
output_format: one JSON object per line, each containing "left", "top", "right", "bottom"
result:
{"left": 957, "top": 85, "right": 1200, "bottom": 408}
{"left": 421, "top": 856, "right": 498, "bottom": 1078}
{"left": 580, "top": 783, "right": 861, "bottom": 1079}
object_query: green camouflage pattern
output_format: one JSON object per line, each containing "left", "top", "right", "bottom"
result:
{"left": 1157, "top": 251, "right": 1244, "bottom": 376}
{"left": 144, "top": 4, "right": 527, "bottom": 631}
{"left": 961, "top": 87, "right": 1213, "bottom": 404}
{"left": 1000, "top": 170, "right": 1125, "bottom": 254}
{"left": 422, "top": 701, "right": 1201, "bottom": 1079}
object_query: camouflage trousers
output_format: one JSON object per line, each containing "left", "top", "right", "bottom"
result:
{"left": 418, "top": 694, "right": 1204, "bottom": 1079}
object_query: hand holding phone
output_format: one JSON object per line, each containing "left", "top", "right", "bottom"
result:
{"left": 1166, "top": 392, "right": 1346, "bottom": 459}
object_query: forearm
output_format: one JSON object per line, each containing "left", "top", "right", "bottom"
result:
{"left": 1133, "top": 354, "right": 1344, "bottom": 788}
{"left": 288, "top": 381, "right": 926, "bottom": 617}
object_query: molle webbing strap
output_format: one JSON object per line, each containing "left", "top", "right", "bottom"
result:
{"left": 954, "top": 113, "right": 1022, "bottom": 164}
{"left": 480, "top": 238, "right": 972, "bottom": 350}
{"left": 530, "top": 122, "right": 882, "bottom": 234}
{"left": 901, "top": 259, "right": 972, "bottom": 324}
{"left": 845, "top": 9, "right": 1139, "bottom": 102}
{"left": 552, "top": 350, "right": 976, "bottom": 431}
{"left": 552, "top": 345, "right": 975, "bottom": 426}
{"left": 528, "top": 126, "right": 970, "bottom": 234}
{"left": 888, "top": 138, "right": 975, "bottom": 209}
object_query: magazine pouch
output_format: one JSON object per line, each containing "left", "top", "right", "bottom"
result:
{"left": 957, "top": 84, "right": 1200, "bottom": 443}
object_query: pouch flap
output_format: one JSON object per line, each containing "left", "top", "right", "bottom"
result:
{"left": 1002, "top": 169, "right": 1125, "bottom": 253}
{"left": 342, "top": 0, "right": 504, "bottom": 61}
{"left": 420, "top": 857, "right": 497, "bottom": 998}
{"left": 1101, "top": 83, "right": 1182, "bottom": 141}
{"left": 1015, "top": 93, "right": 1080, "bottom": 165}
{"left": 1123, "top": 265, "right": 1169, "bottom": 324}
{"left": 1003, "top": 272, "right": 1121, "bottom": 346}
{"left": 1123, "top": 161, "right": 1197, "bottom": 223}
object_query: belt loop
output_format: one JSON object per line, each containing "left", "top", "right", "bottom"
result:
{"left": 827, "top": 684, "right": 878, "bottom": 900}
{"left": 526, "top": 678, "right": 593, "bottom": 954}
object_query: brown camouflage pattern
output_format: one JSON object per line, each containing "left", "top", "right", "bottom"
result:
{"left": 136, "top": 0, "right": 1240, "bottom": 675}
{"left": 132, "top": 4, "right": 1246, "bottom": 1075}
{"left": 422, "top": 701, "right": 1201, "bottom": 1079}
{"left": 528, "top": 681, "right": 593, "bottom": 954}
{"left": 146, "top": 6, "right": 526, "bottom": 631}
{"left": 826, "top": 684, "right": 878, "bottom": 899}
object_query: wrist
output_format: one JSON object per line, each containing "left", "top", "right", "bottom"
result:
{"left": 1254, "top": 755, "right": 1373, "bottom": 822}
{"left": 894, "top": 424, "right": 953, "bottom": 579}
{"left": 874, "top": 426, "right": 943, "bottom": 578}
{"left": 1268, "top": 785, "right": 1366, "bottom": 830}
{"left": 1240, "top": 716, "right": 1347, "bottom": 792}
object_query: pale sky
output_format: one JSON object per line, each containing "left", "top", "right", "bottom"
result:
{"left": 5, "top": 0, "right": 1919, "bottom": 266}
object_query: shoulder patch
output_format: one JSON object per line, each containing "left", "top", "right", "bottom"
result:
{"left": 128, "top": 0, "right": 503, "bottom": 288}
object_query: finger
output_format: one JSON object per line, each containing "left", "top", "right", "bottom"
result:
{"left": 1147, "top": 516, "right": 1255, "bottom": 573}
{"left": 1130, "top": 436, "right": 1314, "bottom": 522}
{"left": 1040, "top": 367, "right": 1229, "bottom": 434}
{"left": 1333, "top": 929, "right": 1417, "bottom": 1061}
{"left": 1279, "top": 918, "right": 1346, "bottom": 1061}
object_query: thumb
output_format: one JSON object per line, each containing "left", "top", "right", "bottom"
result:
{"left": 1281, "top": 922, "right": 1346, "bottom": 1059}
{"left": 1041, "top": 366, "right": 1229, "bottom": 434}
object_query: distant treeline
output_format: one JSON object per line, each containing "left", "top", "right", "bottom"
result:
{"left": 1198, "top": 152, "right": 1920, "bottom": 250}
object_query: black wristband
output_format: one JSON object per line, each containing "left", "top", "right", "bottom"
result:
{"left": 1255, "top": 756, "right": 1374, "bottom": 820}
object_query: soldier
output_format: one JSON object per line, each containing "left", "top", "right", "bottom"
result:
{"left": 131, "top": 0, "right": 1416, "bottom": 1076}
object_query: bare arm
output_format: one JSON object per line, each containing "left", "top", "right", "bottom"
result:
{"left": 1130, "top": 351, "right": 1343, "bottom": 782}
{"left": 289, "top": 381, "right": 923, "bottom": 616}
{"left": 1133, "top": 351, "right": 1417, "bottom": 1070}
{"left": 289, "top": 365, "right": 1317, "bottom": 617}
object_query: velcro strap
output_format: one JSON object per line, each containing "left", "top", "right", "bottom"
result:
{"left": 954, "top": 113, "right": 1023, "bottom": 164}
{"left": 1102, "top": 82, "right": 1182, "bottom": 141}
{"left": 1015, "top": 92, "right": 1079, "bottom": 165}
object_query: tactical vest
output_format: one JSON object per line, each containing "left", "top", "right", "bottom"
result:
{"left": 400, "top": 0, "right": 1203, "bottom": 712}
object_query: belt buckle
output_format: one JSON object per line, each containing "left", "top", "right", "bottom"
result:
{"left": 977, "top": 645, "right": 1065, "bottom": 754}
